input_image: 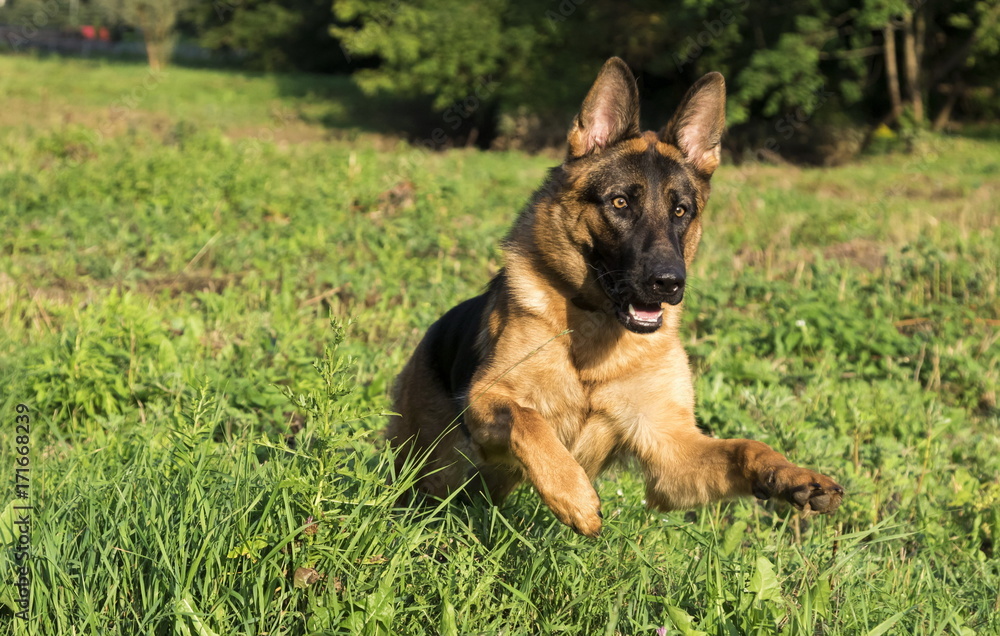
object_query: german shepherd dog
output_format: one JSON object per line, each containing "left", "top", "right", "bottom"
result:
{"left": 389, "top": 58, "right": 843, "bottom": 536}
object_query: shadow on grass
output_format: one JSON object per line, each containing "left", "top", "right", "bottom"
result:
{"left": 954, "top": 123, "right": 1000, "bottom": 142}
{"left": 267, "top": 70, "right": 442, "bottom": 139}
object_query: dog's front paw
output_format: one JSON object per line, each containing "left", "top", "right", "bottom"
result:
{"left": 550, "top": 490, "right": 603, "bottom": 537}
{"left": 534, "top": 468, "right": 603, "bottom": 537}
{"left": 754, "top": 466, "right": 844, "bottom": 514}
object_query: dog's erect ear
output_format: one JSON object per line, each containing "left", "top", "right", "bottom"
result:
{"left": 661, "top": 72, "right": 726, "bottom": 176}
{"left": 567, "top": 57, "right": 640, "bottom": 159}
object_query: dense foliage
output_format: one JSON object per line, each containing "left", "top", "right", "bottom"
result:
{"left": 1, "top": 0, "right": 997, "bottom": 155}
{"left": 195, "top": 0, "right": 348, "bottom": 73}
{"left": 333, "top": 0, "right": 1000, "bottom": 152}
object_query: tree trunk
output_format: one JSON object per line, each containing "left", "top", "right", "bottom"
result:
{"left": 914, "top": 6, "right": 925, "bottom": 64}
{"left": 883, "top": 25, "right": 902, "bottom": 121}
{"left": 932, "top": 81, "right": 963, "bottom": 131}
{"left": 145, "top": 37, "right": 162, "bottom": 72}
{"left": 901, "top": 15, "right": 923, "bottom": 122}
{"left": 143, "top": 27, "right": 174, "bottom": 72}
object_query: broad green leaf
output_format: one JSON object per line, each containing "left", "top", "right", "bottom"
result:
{"left": 749, "top": 556, "right": 781, "bottom": 602}
{"left": 809, "top": 577, "right": 832, "bottom": 617}
{"left": 440, "top": 599, "right": 458, "bottom": 636}
{"left": 721, "top": 520, "right": 748, "bottom": 557}
{"left": 667, "top": 605, "right": 709, "bottom": 636}
{"left": 176, "top": 596, "right": 221, "bottom": 636}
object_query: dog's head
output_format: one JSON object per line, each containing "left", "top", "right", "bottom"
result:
{"left": 553, "top": 58, "right": 725, "bottom": 334}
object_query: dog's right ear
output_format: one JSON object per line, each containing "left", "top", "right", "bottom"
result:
{"left": 567, "top": 57, "right": 640, "bottom": 160}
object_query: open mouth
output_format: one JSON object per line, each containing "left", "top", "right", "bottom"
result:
{"left": 591, "top": 261, "right": 671, "bottom": 334}
{"left": 616, "top": 301, "right": 663, "bottom": 334}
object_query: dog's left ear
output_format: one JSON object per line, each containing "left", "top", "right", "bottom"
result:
{"left": 661, "top": 72, "right": 726, "bottom": 176}
{"left": 567, "top": 57, "right": 641, "bottom": 159}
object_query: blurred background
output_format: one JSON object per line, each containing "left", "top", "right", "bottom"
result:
{"left": 2, "top": 0, "right": 999, "bottom": 161}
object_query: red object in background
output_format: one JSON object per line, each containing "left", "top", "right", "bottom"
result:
{"left": 80, "top": 25, "right": 96, "bottom": 39}
{"left": 98, "top": 27, "right": 110, "bottom": 42}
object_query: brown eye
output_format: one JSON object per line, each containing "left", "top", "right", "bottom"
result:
{"left": 612, "top": 196, "right": 628, "bottom": 210}
{"left": 673, "top": 205, "right": 687, "bottom": 218}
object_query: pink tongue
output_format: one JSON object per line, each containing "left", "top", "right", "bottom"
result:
{"left": 632, "top": 306, "right": 661, "bottom": 322}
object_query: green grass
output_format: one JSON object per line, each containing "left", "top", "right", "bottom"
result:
{"left": 0, "top": 54, "right": 998, "bottom": 634}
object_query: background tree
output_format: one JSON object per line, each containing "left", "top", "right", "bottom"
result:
{"left": 1, "top": 0, "right": 996, "bottom": 158}
{"left": 930, "top": 1, "right": 1000, "bottom": 129}
{"left": 331, "top": 0, "right": 1000, "bottom": 158}
{"left": 195, "top": 0, "right": 348, "bottom": 73}
{"left": 96, "top": 0, "right": 192, "bottom": 71}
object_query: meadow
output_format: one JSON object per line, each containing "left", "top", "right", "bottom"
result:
{"left": 0, "top": 55, "right": 998, "bottom": 635}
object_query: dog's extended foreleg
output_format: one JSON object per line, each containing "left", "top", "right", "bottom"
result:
{"left": 633, "top": 418, "right": 843, "bottom": 514}
{"left": 467, "top": 393, "right": 603, "bottom": 536}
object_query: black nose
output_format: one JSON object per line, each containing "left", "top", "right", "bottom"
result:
{"left": 648, "top": 270, "right": 685, "bottom": 297}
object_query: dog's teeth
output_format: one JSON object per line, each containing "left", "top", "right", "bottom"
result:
{"left": 628, "top": 303, "right": 663, "bottom": 323}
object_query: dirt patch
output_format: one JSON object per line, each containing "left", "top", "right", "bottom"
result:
{"left": 225, "top": 121, "right": 334, "bottom": 147}
{"left": 0, "top": 96, "right": 174, "bottom": 138}
{"left": 814, "top": 181, "right": 861, "bottom": 201}
{"left": 730, "top": 238, "right": 887, "bottom": 274}
{"left": 131, "top": 272, "right": 243, "bottom": 296}
{"left": 822, "top": 238, "right": 886, "bottom": 270}
{"left": 14, "top": 271, "right": 246, "bottom": 306}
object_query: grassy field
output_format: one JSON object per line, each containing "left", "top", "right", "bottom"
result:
{"left": 0, "top": 55, "right": 998, "bottom": 635}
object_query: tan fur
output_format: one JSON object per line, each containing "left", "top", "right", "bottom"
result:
{"left": 388, "top": 59, "right": 843, "bottom": 536}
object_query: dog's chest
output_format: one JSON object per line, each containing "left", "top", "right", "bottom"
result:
{"left": 522, "top": 356, "right": 649, "bottom": 451}
{"left": 519, "top": 338, "right": 694, "bottom": 474}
